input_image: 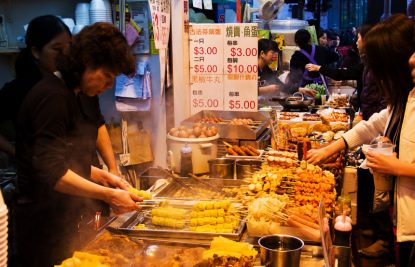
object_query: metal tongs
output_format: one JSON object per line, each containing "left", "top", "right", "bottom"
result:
{"left": 188, "top": 173, "right": 227, "bottom": 196}
{"left": 139, "top": 199, "right": 166, "bottom": 209}
{"left": 156, "top": 166, "right": 198, "bottom": 194}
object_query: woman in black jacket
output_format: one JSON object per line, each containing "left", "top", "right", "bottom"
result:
{"left": 286, "top": 29, "right": 339, "bottom": 93}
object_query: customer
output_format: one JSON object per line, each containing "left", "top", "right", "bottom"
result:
{"left": 15, "top": 22, "right": 140, "bottom": 267}
{"left": 287, "top": 29, "right": 339, "bottom": 94}
{"left": 307, "top": 14, "right": 415, "bottom": 266}
{"left": 305, "top": 23, "right": 386, "bottom": 119}
{"left": 317, "top": 28, "right": 328, "bottom": 47}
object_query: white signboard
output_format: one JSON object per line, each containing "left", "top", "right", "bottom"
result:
{"left": 189, "top": 23, "right": 258, "bottom": 114}
{"left": 223, "top": 23, "right": 258, "bottom": 111}
{"left": 148, "top": 0, "right": 171, "bottom": 49}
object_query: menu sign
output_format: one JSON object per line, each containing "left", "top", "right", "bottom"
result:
{"left": 189, "top": 23, "right": 258, "bottom": 114}
{"left": 148, "top": 0, "right": 171, "bottom": 49}
{"left": 223, "top": 24, "right": 258, "bottom": 111}
{"left": 189, "top": 24, "right": 224, "bottom": 112}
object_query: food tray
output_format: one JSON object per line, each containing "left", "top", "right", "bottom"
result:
{"left": 153, "top": 178, "right": 243, "bottom": 200}
{"left": 225, "top": 150, "right": 265, "bottom": 160}
{"left": 107, "top": 199, "right": 246, "bottom": 241}
{"left": 181, "top": 110, "right": 269, "bottom": 140}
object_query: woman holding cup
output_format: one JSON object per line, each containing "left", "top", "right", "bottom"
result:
{"left": 307, "top": 14, "right": 415, "bottom": 265}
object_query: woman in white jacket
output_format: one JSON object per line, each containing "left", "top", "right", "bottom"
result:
{"left": 307, "top": 14, "right": 415, "bottom": 266}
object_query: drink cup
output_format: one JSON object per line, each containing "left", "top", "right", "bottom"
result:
{"left": 368, "top": 143, "right": 395, "bottom": 191}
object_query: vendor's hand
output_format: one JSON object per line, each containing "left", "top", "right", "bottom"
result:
{"left": 366, "top": 151, "right": 399, "bottom": 176}
{"left": 95, "top": 169, "right": 131, "bottom": 190}
{"left": 306, "top": 148, "right": 332, "bottom": 165}
{"left": 106, "top": 188, "right": 142, "bottom": 214}
{"left": 108, "top": 167, "right": 122, "bottom": 178}
{"left": 305, "top": 63, "right": 321, "bottom": 72}
{"left": 298, "top": 87, "right": 317, "bottom": 97}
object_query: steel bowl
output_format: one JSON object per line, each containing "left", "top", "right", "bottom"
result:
{"left": 259, "top": 234, "right": 304, "bottom": 267}
{"left": 208, "top": 158, "right": 234, "bottom": 179}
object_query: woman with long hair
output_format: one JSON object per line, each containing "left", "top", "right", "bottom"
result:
{"left": 307, "top": 14, "right": 415, "bottom": 266}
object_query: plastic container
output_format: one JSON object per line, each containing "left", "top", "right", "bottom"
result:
{"left": 180, "top": 144, "right": 193, "bottom": 177}
{"left": 270, "top": 19, "right": 308, "bottom": 46}
{"left": 167, "top": 133, "right": 219, "bottom": 174}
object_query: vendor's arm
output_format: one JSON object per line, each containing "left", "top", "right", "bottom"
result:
{"left": 259, "top": 84, "right": 280, "bottom": 95}
{"left": 96, "top": 124, "right": 120, "bottom": 176}
{"left": 54, "top": 169, "right": 141, "bottom": 214}
{"left": 298, "top": 87, "right": 317, "bottom": 97}
{"left": 366, "top": 152, "right": 415, "bottom": 177}
{"left": 305, "top": 63, "right": 363, "bottom": 81}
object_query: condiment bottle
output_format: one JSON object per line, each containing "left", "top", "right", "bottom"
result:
{"left": 180, "top": 144, "right": 193, "bottom": 177}
{"left": 333, "top": 211, "right": 353, "bottom": 246}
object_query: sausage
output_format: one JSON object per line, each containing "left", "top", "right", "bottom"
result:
{"left": 286, "top": 217, "right": 320, "bottom": 240}
{"left": 240, "top": 146, "right": 257, "bottom": 156}
{"left": 247, "top": 145, "right": 260, "bottom": 156}
{"left": 232, "top": 145, "right": 247, "bottom": 156}
{"left": 227, "top": 147, "right": 238, "bottom": 156}
{"left": 290, "top": 215, "right": 319, "bottom": 230}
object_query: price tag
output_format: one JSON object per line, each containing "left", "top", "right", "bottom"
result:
{"left": 190, "top": 75, "right": 224, "bottom": 114}
{"left": 189, "top": 24, "right": 223, "bottom": 75}
{"left": 223, "top": 23, "right": 258, "bottom": 111}
{"left": 190, "top": 24, "right": 224, "bottom": 114}
{"left": 224, "top": 77, "right": 257, "bottom": 111}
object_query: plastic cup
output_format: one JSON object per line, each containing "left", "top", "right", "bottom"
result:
{"left": 368, "top": 143, "right": 395, "bottom": 191}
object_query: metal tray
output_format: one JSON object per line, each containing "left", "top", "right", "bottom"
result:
{"left": 152, "top": 178, "right": 243, "bottom": 200}
{"left": 181, "top": 110, "right": 269, "bottom": 140}
{"left": 107, "top": 199, "right": 246, "bottom": 241}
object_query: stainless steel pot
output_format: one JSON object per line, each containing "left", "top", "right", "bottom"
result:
{"left": 208, "top": 158, "right": 234, "bottom": 179}
{"left": 259, "top": 234, "right": 304, "bottom": 267}
{"left": 235, "top": 160, "right": 262, "bottom": 179}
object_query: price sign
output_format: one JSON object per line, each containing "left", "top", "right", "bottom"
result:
{"left": 224, "top": 77, "right": 257, "bottom": 111}
{"left": 189, "top": 24, "right": 223, "bottom": 75}
{"left": 223, "top": 23, "right": 258, "bottom": 111}
{"left": 190, "top": 75, "right": 224, "bottom": 114}
{"left": 189, "top": 23, "right": 258, "bottom": 114}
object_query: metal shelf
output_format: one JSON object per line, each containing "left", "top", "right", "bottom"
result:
{"left": 0, "top": 47, "right": 19, "bottom": 54}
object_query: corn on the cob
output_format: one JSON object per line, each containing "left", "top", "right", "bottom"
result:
{"left": 151, "top": 207, "right": 188, "bottom": 219}
{"left": 128, "top": 187, "right": 152, "bottom": 200}
{"left": 152, "top": 216, "right": 185, "bottom": 228}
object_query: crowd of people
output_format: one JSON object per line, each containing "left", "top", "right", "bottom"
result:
{"left": 258, "top": 13, "right": 415, "bottom": 267}
{"left": 0, "top": 8, "right": 415, "bottom": 267}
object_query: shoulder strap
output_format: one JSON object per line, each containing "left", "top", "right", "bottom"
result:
{"left": 299, "top": 45, "right": 317, "bottom": 64}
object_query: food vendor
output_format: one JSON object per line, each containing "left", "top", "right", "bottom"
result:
{"left": 14, "top": 23, "right": 141, "bottom": 267}
{"left": 258, "top": 38, "right": 317, "bottom": 102}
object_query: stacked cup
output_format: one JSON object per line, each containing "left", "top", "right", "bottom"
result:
{"left": 74, "top": 3, "right": 90, "bottom": 34}
{"left": 75, "top": 3, "right": 90, "bottom": 25}
{"left": 0, "top": 191, "right": 8, "bottom": 266}
{"left": 90, "top": 0, "right": 112, "bottom": 24}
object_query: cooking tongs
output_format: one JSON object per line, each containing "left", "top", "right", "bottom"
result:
{"left": 188, "top": 173, "right": 229, "bottom": 197}
{"left": 156, "top": 166, "right": 198, "bottom": 194}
